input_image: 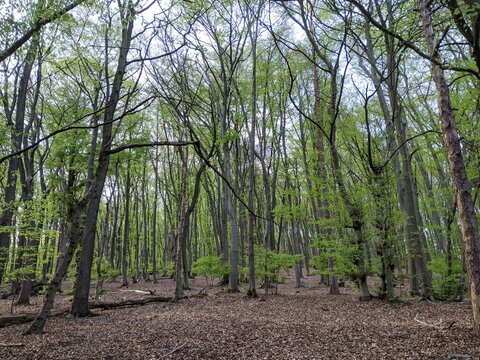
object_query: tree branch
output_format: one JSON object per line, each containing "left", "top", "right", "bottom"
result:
{"left": 106, "top": 140, "right": 199, "bottom": 155}
{"left": 0, "top": 95, "right": 156, "bottom": 165}
{"left": 0, "top": 0, "right": 85, "bottom": 63}
{"left": 346, "top": 0, "right": 480, "bottom": 78}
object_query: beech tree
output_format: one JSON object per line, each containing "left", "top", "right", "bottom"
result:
{"left": 418, "top": 0, "right": 480, "bottom": 337}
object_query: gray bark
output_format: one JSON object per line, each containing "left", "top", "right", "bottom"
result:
{"left": 121, "top": 161, "right": 132, "bottom": 288}
{"left": 0, "top": 39, "right": 37, "bottom": 282}
{"left": 70, "top": 4, "right": 135, "bottom": 316}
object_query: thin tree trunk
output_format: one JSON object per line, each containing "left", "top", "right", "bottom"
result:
{"left": 24, "top": 182, "right": 87, "bottom": 334}
{"left": 152, "top": 160, "right": 159, "bottom": 284}
{"left": 95, "top": 202, "right": 110, "bottom": 300}
{"left": 361, "top": 16, "right": 431, "bottom": 297}
{"left": 121, "top": 160, "right": 132, "bottom": 287}
{"left": 141, "top": 168, "right": 149, "bottom": 281}
{"left": 174, "top": 147, "right": 188, "bottom": 301}
{"left": 16, "top": 48, "right": 43, "bottom": 304}
{"left": 134, "top": 188, "right": 140, "bottom": 283}
{"left": 0, "top": 39, "right": 37, "bottom": 282}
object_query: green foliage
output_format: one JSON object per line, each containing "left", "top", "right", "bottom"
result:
{"left": 64, "top": 289, "right": 75, "bottom": 296}
{"left": 222, "top": 129, "right": 240, "bottom": 142}
{"left": 254, "top": 246, "right": 302, "bottom": 284}
{"left": 428, "top": 255, "right": 464, "bottom": 301}
{"left": 67, "top": 249, "right": 79, "bottom": 279}
{"left": 4, "top": 265, "right": 34, "bottom": 282}
{"left": 35, "top": 282, "right": 48, "bottom": 296}
{"left": 99, "top": 259, "right": 118, "bottom": 281}
{"left": 162, "top": 261, "right": 175, "bottom": 278}
{"left": 312, "top": 239, "right": 359, "bottom": 278}
{"left": 192, "top": 255, "right": 229, "bottom": 284}
{"left": 127, "top": 267, "right": 137, "bottom": 279}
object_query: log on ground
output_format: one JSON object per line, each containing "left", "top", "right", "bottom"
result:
{"left": 0, "top": 296, "right": 172, "bottom": 328}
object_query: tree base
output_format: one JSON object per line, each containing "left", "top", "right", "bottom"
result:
{"left": 246, "top": 289, "right": 258, "bottom": 298}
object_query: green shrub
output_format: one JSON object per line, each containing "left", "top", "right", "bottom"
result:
{"left": 162, "top": 261, "right": 175, "bottom": 278}
{"left": 254, "top": 245, "right": 302, "bottom": 287}
{"left": 428, "top": 255, "right": 464, "bottom": 301}
{"left": 311, "top": 241, "right": 358, "bottom": 279}
{"left": 100, "top": 259, "right": 118, "bottom": 281}
{"left": 192, "top": 255, "right": 229, "bottom": 285}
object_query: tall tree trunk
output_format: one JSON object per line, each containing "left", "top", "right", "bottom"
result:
{"left": 0, "top": 39, "right": 37, "bottom": 282}
{"left": 141, "top": 168, "right": 149, "bottom": 281}
{"left": 174, "top": 147, "right": 188, "bottom": 300}
{"left": 70, "top": 6, "right": 134, "bottom": 317}
{"left": 312, "top": 51, "right": 338, "bottom": 292}
{"left": 16, "top": 48, "right": 43, "bottom": 304}
{"left": 419, "top": 0, "right": 480, "bottom": 335}
{"left": 134, "top": 188, "right": 140, "bottom": 283}
{"left": 95, "top": 202, "right": 110, "bottom": 300}
{"left": 361, "top": 16, "right": 431, "bottom": 297}
{"left": 246, "top": 6, "right": 260, "bottom": 298}
{"left": 151, "top": 151, "right": 159, "bottom": 284}
{"left": 121, "top": 160, "right": 132, "bottom": 287}
{"left": 24, "top": 171, "right": 87, "bottom": 334}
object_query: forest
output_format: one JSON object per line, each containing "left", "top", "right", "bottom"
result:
{"left": 0, "top": 0, "right": 480, "bottom": 358}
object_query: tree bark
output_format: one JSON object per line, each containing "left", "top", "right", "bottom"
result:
{"left": 23, "top": 194, "right": 87, "bottom": 334}
{"left": 121, "top": 161, "right": 132, "bottom": 287}
{"left": 419, "top": 0, "right": 480, "bottom": 335}
{"left": 70, "top": 5, "right": 134, "bottom": 317}
{"left": 361, "top": 15, "right": 431, "bottom": 297}
{"left": 174, "top": 147, "right": 188, "bottom": 301}
{"left": 0, "top": 39, "right": 37, "bottom": 283}
{"left": 16, "top": 46, "right": 43, "bottom": 304}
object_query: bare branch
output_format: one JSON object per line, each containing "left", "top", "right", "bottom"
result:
{"left": 0, "top": 95, "right": 156, "bottom": 165}
{"left": 106, "top": 140, "right": 199, "bottom": 155}
{"left": 414, "top": 313, "right": 455, "bottom": 330}
{"left": 346, "top": 0, "right": 480, "bottom": 78}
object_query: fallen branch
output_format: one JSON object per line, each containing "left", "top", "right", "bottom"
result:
{"left": 448, "top": 354, "right": 472, "bottom": 360}
{"left": 0, "top": 296, "right": 172, "bottom": 328}
{"left": 119, "top": 289, "right": 156, "bottom": 295}
{"left": 89, "top": 296, "right": 171, "bottom": 310}
{"left": 120, "top": 290, "right": 151, "bottom": 295}
{"left": 162, "top": 342, "right": 188, "bottom": 358}
{"left": 198, "top": 287, "right": 207, "bottom": 294}
{"left": 0, "top": 343, "right": 25, "bottom": 347}
{"left": 189, "top": 287, "right": 207, "bottom": 299}
{"left": 0, "top": 308, "right": 69, "bottom": 328}
{"left": 414, "top": 313, "right": 455, "bottom": 330}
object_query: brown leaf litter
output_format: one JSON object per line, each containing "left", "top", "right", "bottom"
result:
{"left": 0, "top": 274, "right": 479, "bottom": 359}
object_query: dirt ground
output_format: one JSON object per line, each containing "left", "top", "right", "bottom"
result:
{"left": 0, "top": 273, "right": 479, "bottom": 360}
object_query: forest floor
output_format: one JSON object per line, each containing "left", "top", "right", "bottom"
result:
{"left": 0, "top": 272, "right": 479, "bottom": 360}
